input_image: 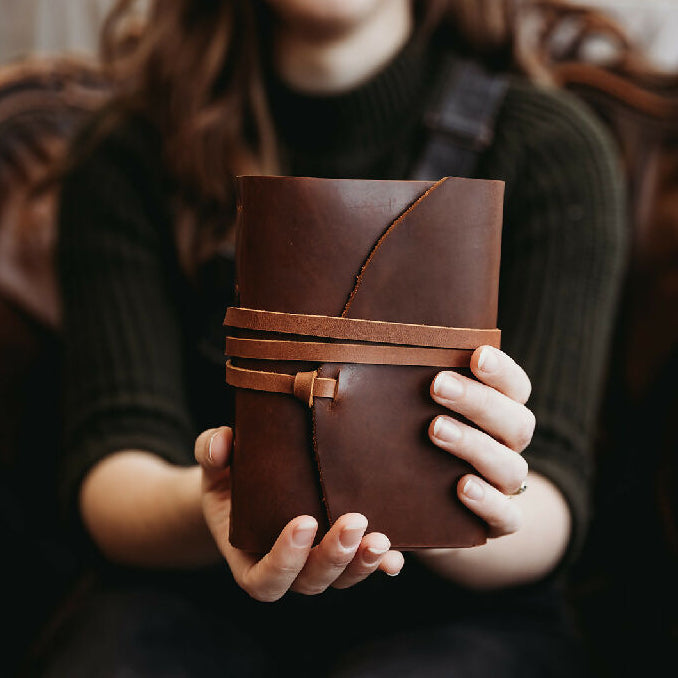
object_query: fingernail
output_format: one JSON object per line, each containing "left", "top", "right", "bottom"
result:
{"left": 208, "top": 431, "right": 218, "bottom": 463}
{"left": 478, "top": 347, "right": 498, "bottom": 373}
{"left": 463, "top": 478, "right": 484, "bottom": 501}
{"left": 386, "top": 560, "right": 404, "bottom": 577}
{"left": 340, "top": 523, "right": 366, "bottom": 550}
{"left": 433, "top": 372, "right": 463, "bottom": 400}
{"left": 364, "top": 546, "right": 389, "bottom": 566}
{"left": 292, "top": 519, "right": 316, "bottom": 548}
{"left": 433, "top": 417, "right": 461, "bottom": 442}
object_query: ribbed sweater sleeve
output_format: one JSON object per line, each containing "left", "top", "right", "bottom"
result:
{"left": 57, "top": 120, "right": 196, "bottom": 520}
{"left": 479, "top": 81, "right": 628, "bottom": 559}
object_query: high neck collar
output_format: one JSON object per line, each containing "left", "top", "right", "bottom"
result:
{"left": 265, "top": 36, "right": 438, "bottom": 179}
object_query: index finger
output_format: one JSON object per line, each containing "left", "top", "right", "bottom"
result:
{"left": 470, "top": 346, "right": 532, "bottom": 404}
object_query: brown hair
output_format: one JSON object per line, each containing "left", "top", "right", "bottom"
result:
{"left": 100, "top": 1, "right": 523, "bottom": 210}
{"left": 101, "top": 2, "right": 275, "bottom": 226}
{"left": 99, "top": 0, "right": 653, "bottom": 256}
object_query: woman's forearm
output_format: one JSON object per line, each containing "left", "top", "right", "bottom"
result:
{"left": 79, "top": 451, "right": 570, "bottom": 584}
{"left": 79, "top": 450, "right": 221, "bottom": 568}
{"left": 415, "top": 472, "right": 571, "bottom": 589}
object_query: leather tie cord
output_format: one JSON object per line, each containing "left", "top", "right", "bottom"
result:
{"left": 225, "top": 306, "right": 501, "bottom": 349}
{"left": 226, "top": 337, "right": 474, "bottom": 368}
{"left": 225, "top": 360, "right": 337, "bottom": 408}
{"left": 224, "top": 307, "right": 501, "bottom": 407}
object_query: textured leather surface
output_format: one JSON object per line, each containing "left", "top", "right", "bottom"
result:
{"left": 313, "top": 363, "right": 487, "bottom": 547}
{"left": 228, "top": 175, "right": 504, "bottom": 552}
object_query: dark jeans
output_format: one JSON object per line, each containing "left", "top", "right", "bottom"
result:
{"left": 25, "top": 559, "right": 593, "bottom": 678}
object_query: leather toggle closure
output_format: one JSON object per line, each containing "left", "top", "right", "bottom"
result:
{"left": 225, "top": 360, "right": 337, "bottom": 407}
{"left": 293, "top": 370, "right": 319, "bottom": 408}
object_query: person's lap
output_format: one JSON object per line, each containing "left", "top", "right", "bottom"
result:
{"left": 328, "top": 609, "right": 591, "bottom": 678}
{"left": 30, "top": 585, "right": 273, "bottom": 677}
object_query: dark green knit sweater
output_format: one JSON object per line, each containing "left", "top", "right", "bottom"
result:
{"left": 57, "top": 41, "right": 627, "bottom": 567}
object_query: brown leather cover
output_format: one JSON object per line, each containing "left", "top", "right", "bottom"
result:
{"left": 228, "top": 175, "right": 504, "bottom": 552}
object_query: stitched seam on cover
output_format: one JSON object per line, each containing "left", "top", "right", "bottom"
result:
{"left": 341, "top": 177, "right": 448, "bottom": 317}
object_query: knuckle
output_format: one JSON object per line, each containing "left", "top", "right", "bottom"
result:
{"left": 263, "top": 552, "right": 300, "bottom": 578}
{"left": 500, "top": 456, "right": 528, "bottom": 495}
{"left": 249, "top": 587, "right": 283, "bottom": 603}
{"left": 526, "top": 408, "right": 536, "bottom": 433}
{"left": 484, "top": 501, "right": 508, "bottom": 530}
{"left": 512, "top": 412, "right": 535, "bottom": 450}
{"left": 505, "top": 359, "right": 531, "bottom": 404}
{"left": 318, "top": 544, "right": 355, "bottom": 570}
{"left": 472, "top": 438, "right": 495, "bottom": 472}
{"left": 457, "top": 423, "right": 469, "bottom": 447}
{"left": 326, "top": 553, "right": 353, "bottom": 570}
{"left": 486, "top": 495, "right": 523, "bottom": 534}
{"left": 350, "top": 564, "right": 373, "bottom": 579}
{"left": 272, "top": 560, "right": 303, "bottom": 577}
{"left": 238, "top": 574, "right": 283, "bottom": 603}
{"left": 468, "top": 381, "right": 490, "bottom": 419}
{"left": 292, "top": 581, "right": 329, "bottom": 596}
{"left": 513, "top": 456, "right": 529, "bottom": 489}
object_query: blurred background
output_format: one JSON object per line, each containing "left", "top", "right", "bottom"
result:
{"left": 586, "top": 0, "right": 678, "bottom": 69}
{"left": 0, "top": 0, "right": 118, "bottom": 63}
{"left": 2, "top": 1, "right": 678, "bottom": 68}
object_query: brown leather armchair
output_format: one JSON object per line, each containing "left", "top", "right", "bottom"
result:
{"left": 0, "top": 56, "right": 109, "bottom": 675}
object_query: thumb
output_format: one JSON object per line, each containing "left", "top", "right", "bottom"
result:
{"left": 194, "top": 426, "right": 233, "bottom": 479}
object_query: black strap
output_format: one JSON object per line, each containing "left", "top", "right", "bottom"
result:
{"left": 409, "top": 57, "right": 509, "bottom": 181}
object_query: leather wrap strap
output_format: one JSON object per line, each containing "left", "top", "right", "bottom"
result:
{"left": 226, "top": 337, "right": 473, "bottom": 368}
{"left": 225, "top": 307, "right": 500, "bottom": 406}
{"left": 225, "top": 306, "right": 500, "bottom": 349}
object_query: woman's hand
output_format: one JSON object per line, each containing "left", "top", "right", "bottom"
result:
{"left": 429, "top": 345, "right": 534, "bottom": 539}
{"left": 194, "top": 427, "right": 404, "bottom": 602}
{"left": 417, "top": 345, "right": 571, "bottom": 589}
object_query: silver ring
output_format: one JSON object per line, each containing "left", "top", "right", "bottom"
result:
{"left": 510, "top": 481, "right": 528, "bottom": 498}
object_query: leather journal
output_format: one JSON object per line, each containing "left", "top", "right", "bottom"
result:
{"left": 224, "top": 175, "right": 504, "bottom": 552}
